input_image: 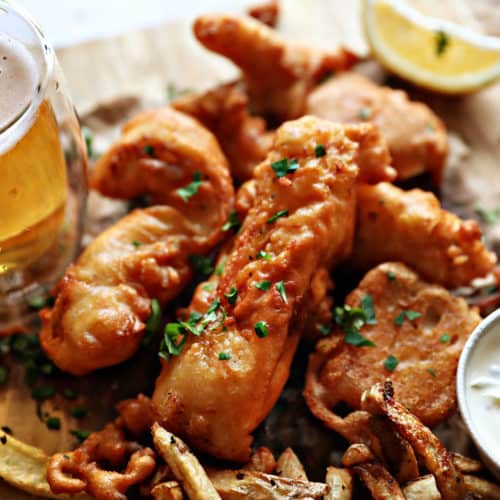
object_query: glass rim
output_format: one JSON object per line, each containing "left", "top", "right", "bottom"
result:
{"left": 0, "top": 0, "right": 54, "bottom": 139}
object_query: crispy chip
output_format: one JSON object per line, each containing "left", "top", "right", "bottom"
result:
{"left": 324, "top": 467, "right": 353, "bottom": 500}
{"left": 275, "top": 448, "right": 308, "bottom": 481}
{"left": 151, "top": 481, "right": 184, "bottom": 500}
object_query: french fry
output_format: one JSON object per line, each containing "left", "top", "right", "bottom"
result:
{"left": 368, "top": 414, "right": 419, "bottom": 483}
{"left": 324, "top": 466, "right": 353, "bottom": 500}
{"left": 243, "top": 447, "right": 276, "bottom": 474}
{"left": 404, "top": 474, "right": 500, "bottom": 500}
{"left": 450, "top": 452, "right": 483, "bottom": 474}
{"left": 151, "top": 481, "right": 184, "bottom": 500}
{"left": 0, "top": 431, "right": 91, "bottom": 499}
{"left": 341, "top": 443, "right": 405, "bottom": 500}
{"left": 275, "top": 448, "right": 308, "bottom": 481}
{"left": 152, "top": 423, "right": 221, "bottom": 500}
{"left": 208, "top": 469, "right": 327, "bottom": 499}
{"left": 361, "top": 382, "right": 466, "bottom": 500}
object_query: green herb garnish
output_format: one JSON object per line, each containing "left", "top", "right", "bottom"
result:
{"left": 276, "top": 281, "right": 288, "bottom": 304}
{"left": 475, "top": 204, "right": 500, "bottom": 225}
{"left": 271, "top": 158, "right": 299, "bottom": 178}
{"left": 427, "top": 368, "right": 436, "bottom": 377}
{"left": 63, "top": 388, "right": 77, "bottom": 400}
{"left": 384, "top": 354, "right": 399, "bottom": 372}
{"left": 31, "top": 385, "right": 56, "bottom": 401}
{"left": 27, "top": 295, "right": 54, "bottom": 311}
{"left": 334, "top": 305, "right": 376, "bottom": 348}
{"left": 218, "top": 352, "right": 231, "bottom": 361}
{"left": 315, "top": 144, "right": 326, "bottom": 157}
{"left": 387, "top": 271, "right": 396, "bottom": 282}
{"left": 395, "top": 310, "right": 421, "bottom": 325}
{"left": 177, "top": 172, "right": 203, "bottom": 202}
{"left": 145, "top": 299, "right": 162, "bottom": 334}
{"left": 82, "top": 127, "right": 94, "bottom": 158}
{"left": 70, "top": 407, "right": 88, "bottom": 419}
{"left": 224, "top": 287, "right": 238, "bottom": 305}
{"left": 360, "top": 294, "right": 377, "bottom": 324}
{"left": 255, "top": 281, "right": 271, "bottom": 291}
{"left": 439, "top": 333, "right": 451, "bottom": 343}
{"left": 46, "top": 417, "right": 61, "bottom": 431}
{"left": 143, "top": 144, "right": 155, "bottom": 157}
{"left": 266, "top": 210, "right": 288, "bottom": 224}
{"left": 254, "top": 321, "right": 269, "bottom": 338}
{"left": 70, "top": 429, "right": 90, "bottom": 443}
{"left": 319, "top": 324, "right": 330, "bottom": 336}
{"left": 132, "top": 241, "right": 142, "bottom": 248}
{"left": 257, "top": 251, "right": 272, "bottom": 260}
{"left": 359, "top": 107, "right": 372, "bottom": 120}
{"left": 222, "top": 210, "right": 241, "bottom": 232}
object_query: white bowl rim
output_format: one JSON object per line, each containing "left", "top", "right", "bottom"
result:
{"left": 457, "top": 307, "right": 500, "bottom": 472}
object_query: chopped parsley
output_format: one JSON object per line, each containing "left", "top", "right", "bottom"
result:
{"left": 395, "top": 310, "right": 421, "bottom": 325}
{"left": 27, "top": 295, "right": 54, "bottom": 311}
{"left": 384, "top": 354, "right": 399, "bottom": 372}
{"left": 167, "top": 82, "right": 192, "bottom": 102}
{"left": 439, "top": 333, "right": 451, "bottom": 344}
{"left": 143, "top": 144, "right": 156, "bottom": 158}
{"left": 359, "top": 107, "right": 372, "bottom": 120}
{"left": 474, "top": 204, "right": 500, "bottom": 225}
{"left": 435, "top": 30, "right": 450, "bottom": 57}
{"left": 334, "top": 305, "right": 376, "bottom": 348}
{"left": 215, "top": 263, "right": 225, "bottom": 276}
{"left": 159, "top": 323, "right": 188, "bottom": 361}
{"left": 70, "top": 407, "right": 88, "bottom": 419}
{"left": 46, "top": 417, "right": 61, "bottom": 431}
{"left": 177, "top": 172, "right": 203, "bottom": 202}
{"left": 257, "top": 251, "right": 272, "bottom": 260}
{"left": 315, "top": 144, "right": 326, "bottom": 158}
{"left": 266, "top": 210, "right": 288, "bottom": 224}
{"left": 132, "top": 240, "right": 142, "bottom": 248}
{"left": 319, "top": 324, "right": 330, "bottom": 336}
{"left": 254, "top": 321, "right": 269, "bottom": 338}
{"left": 255, "top": 281, "right": 271, "bottom": 291}
{"left": 276, "top": 281, "right": 288, "bottom": 304}
{"left": 189, "top": 254, "right": 213, "bottom": 275}
{"left": 218, "top": 352, "right": 231, "bottom": 361}
{"left": 70, "top": 429, "right": 90, "bottom": 443}
{"left": 427, "top": 368, "right": 436, "bottom": 377}
{"left": 271, "top": 158, "right": 299, "bottom": 178}
{"left": 202, "top": 283, "right": 216, "bottom": 292}
{"left": 143, "top": 298, "right": 162, "bottom": 346}
{"left": 486, "top": 285, "right": 498, "bottom": 295}
{"left": 360, "top": 294, "right": 377, "bottom": 324}
{"left": 224, "top": 287, "right": 238, "bottom": 305}
{"left": 387, "top": 271, "right": 396, "bottom": 282}
{"left": 222, "top": 210, "right": 241, "bottom": 232}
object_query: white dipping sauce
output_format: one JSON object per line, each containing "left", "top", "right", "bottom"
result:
{"left": 466, "top": 328, "right": 500, "bottom": 463}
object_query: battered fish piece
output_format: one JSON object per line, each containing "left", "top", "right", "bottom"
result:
{"left": 307, "top": 73, "right": 448, "bottom": 183}
{"left": 153, "top": 117, "right": 392, "bottom": 462}
{"left": 305, "top": 262, "right": 481, "bottom": 429}
{"left": 41, "top": 107, "right": 234, "bottom": 375}
{"left": 351, "top": 182, "right": 497, "bottom": 288}
{"left": 173, "top": 82, "right": 273, "bottom": 181}
{"left": 194, "top": 14, "right": 358, "bottom": 122}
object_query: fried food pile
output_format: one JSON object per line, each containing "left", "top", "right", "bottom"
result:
{"left": 21, "top": 4, "right": 499, "bottom": 500}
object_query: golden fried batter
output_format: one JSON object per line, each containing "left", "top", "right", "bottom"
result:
{"left": 307, "top": 73, "right": 448, "bottom": 183}
{"left": 247, "top": 0, "right": 279, "bottom": 27}
{"left": 173, "top": 82, "right": 273, "bottom": 181}
{"left": 194, "top": 14, "right": 358, "bottom": 122}
{"left": 351, "top": 182, "right": 497, "bottom": 288}
{"left": 41, "top": 107, "right": 234, "bottom": 375}
{"left": 153, "top": 117, "right": 391, "bottom": 462}
{"left": 305, "top": 262, "right": 481, "bottom": 428}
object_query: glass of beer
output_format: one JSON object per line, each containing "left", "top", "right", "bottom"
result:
{"left": 0, "top": 1, "right": 87, "bottom": 325}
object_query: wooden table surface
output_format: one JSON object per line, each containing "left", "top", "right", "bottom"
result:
{"left": 2, "top": 0, "right": 500, "bottom": 498}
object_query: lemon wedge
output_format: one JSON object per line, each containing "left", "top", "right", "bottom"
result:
{"left": 362, "top": 0, "right": 500, "bottom": 93}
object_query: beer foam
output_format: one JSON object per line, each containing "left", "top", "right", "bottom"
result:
{"left": 0, "top": 32, "right": 40, "bottom": 132}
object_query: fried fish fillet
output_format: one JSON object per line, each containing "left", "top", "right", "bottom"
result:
{"left": 152, "top": 117, "right": 391, "bottom": 462}
{"left": 194, "top": 14, "right": 358, "bottom": 122}
{"left": 351, "top": 182, "right": 497, "bottom": 288}
{"left": 173, "top": 82, "right": 273, "bottom": 181}
{"left": 40, "top": 107, "right": 234, "bottom": 375}
{"left": 305, "top": 262, "right": 481, "bottom": 429}
{"left": 307, "top": 73, "right": 448, "bottom": 183}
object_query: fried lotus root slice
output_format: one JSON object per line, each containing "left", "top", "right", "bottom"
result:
{"left": 307, "top": 73, "right": 448, "bottom": 183}
{"left": 361, "top": 382, "right": 467, "bottom": 500}
{"left": 153, "top": 118, "right": 391, "bottom": 462}
{"left": 351, "top": 182, "right": 497, "bottom": 288}
{"left": 48, "top": 395, "right": 156, "bottom": 499}
{"left": 41, "top": 107, "right": 234, "bottom": 375}
{"left": 173, "top": 82, "right": 273, "bottom": 181}
{"left": 305, "top": 262, "right": 481, "bottom": 429}
{"left": 193, "top": 14, "right": 358, "bottom": 121}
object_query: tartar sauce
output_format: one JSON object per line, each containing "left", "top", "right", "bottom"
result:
{"left": 466, "top": 329, "right": 500, "bottom": 462}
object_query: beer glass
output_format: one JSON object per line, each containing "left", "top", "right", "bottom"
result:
{"left": 0, "top": 1, "right": 87, "bottom": 324}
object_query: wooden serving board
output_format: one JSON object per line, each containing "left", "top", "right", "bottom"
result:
{"left": 2, "top": 0, "right": 500, "bottom": 498}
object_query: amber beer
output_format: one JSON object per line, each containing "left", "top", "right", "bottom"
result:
{"left": 0, "top": 100, "right": 67, "bottom": 273}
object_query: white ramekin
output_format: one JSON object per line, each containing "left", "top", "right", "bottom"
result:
{"left": 457, "top": 307, "right": 500, "bottom": 480}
